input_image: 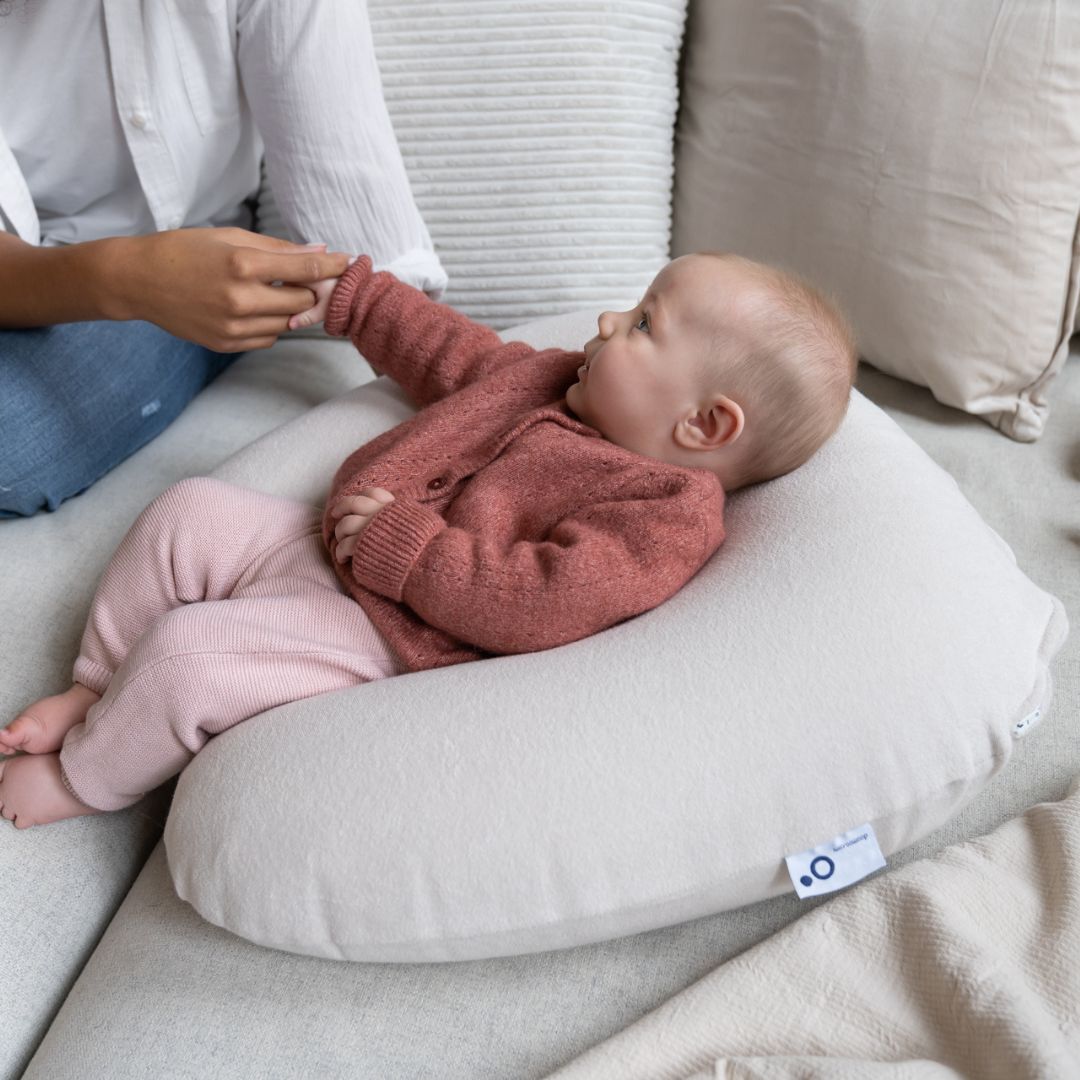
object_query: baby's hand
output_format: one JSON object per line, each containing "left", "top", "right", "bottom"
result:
{"left": 329, "top": 487, "right": 395, "bottom": 563}
{"left": 288, "top": 255, "right": 361, "bottom": 330}
{"left": 288, "top": 275, "right": 337, "bottom": 331}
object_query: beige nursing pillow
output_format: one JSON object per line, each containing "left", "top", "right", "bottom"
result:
{"left": 164, "top": 310, "right": 1067, "bottom": 961}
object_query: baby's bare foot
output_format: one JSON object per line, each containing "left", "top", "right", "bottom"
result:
{"left": 0, "top": 684, "right": 102, "bottom": 756}
{"left": 0, "top": 753, "right": 103, "bottom": 829}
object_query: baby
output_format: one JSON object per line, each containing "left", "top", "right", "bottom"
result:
{"left": 0, "top": 251, "right": 856, "bottom": 828}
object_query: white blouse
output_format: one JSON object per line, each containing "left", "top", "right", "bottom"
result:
{"left": 0, "top": 0, "right": 446, "bottom": 296}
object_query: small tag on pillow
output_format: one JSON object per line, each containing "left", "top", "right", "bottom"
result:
{"left": 785, "top": 823, "right": 887, "bottom": 900}
{"left": 1011, "top": 708, "right": 1042, "bottom": 738}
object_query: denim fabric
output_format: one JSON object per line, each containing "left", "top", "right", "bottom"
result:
{"left": 0, "top": 320, "right": 238, "bottom": 517}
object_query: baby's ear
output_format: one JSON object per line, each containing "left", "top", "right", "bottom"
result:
{"left": 681, "top": 395, "right": 744, "bottom": 449}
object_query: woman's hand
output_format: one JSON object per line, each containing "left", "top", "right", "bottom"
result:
{"left": 329, "top": 487, "right": 396, "bottom": 563}
{"left": 113, "top": 227, "right": 350, "bottom": 352}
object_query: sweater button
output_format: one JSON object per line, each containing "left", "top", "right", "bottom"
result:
{"left": 427, "top": 477, "right": 447, "bottom": 490}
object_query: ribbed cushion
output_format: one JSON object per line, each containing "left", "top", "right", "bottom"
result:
{"left": 259, "top": 0, "right": 686, "bottom": 328}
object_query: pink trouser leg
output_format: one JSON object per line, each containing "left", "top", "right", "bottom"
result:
{"left": 59, "top": 477, "right": 403, "bottom": 811}
{"left": 73, "top": 476, "right": 323, "bottom": 694}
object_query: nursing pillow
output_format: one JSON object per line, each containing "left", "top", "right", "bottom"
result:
{"left": 163, "top": 310, "right": 1068, "bottom": 962}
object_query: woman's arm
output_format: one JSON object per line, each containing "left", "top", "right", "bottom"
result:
{"left": 235, "top": 0, "right": 447, "bottom": 298}
{"left": 0, "top": 227, "right": 348, "bottom": 352}
{"left": 0, "top": 230, "right": 123, "bottom": 327}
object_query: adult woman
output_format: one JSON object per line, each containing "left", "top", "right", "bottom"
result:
{"left": 0, "top": 0, "right": 445, "bottom": 516}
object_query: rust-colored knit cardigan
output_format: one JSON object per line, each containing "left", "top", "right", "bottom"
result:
{"left": 323, "top": 257, "right": 725, "bottom": 672}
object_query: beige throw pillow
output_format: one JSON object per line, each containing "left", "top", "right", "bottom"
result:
{"left": 672, "top": 1, "right": 1080, "bottom": 441}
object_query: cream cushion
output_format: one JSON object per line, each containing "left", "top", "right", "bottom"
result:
{"left": 259, "top": 0, "right": 686, "bottom": 329}
{"left": 163, "top": 311, "right": 1068, "bottom": 962}
{"left": 672, "top": 0, "right": 1080, "bottom": 442}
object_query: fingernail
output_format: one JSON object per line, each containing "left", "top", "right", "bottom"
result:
{"left": 301, "top": 242, "right": 328, "bottom": 250}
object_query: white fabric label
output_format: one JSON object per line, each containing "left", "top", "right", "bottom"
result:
{"left": 1012, "top": 707, "right": 1043, "bottom": 738}
{"left": 785, "top": 822, "right": 887, "bottom": 899}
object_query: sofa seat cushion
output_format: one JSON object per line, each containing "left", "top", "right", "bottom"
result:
{"left": 161, "top": 310, "right": 1068, "bottom": 962}
{"left": 0, "top": 334, "right": 367, "bottom": 1080}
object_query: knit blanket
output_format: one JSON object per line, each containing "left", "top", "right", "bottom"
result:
{"left": 549, "top": 774, "right": 1080, "bottom": 1079}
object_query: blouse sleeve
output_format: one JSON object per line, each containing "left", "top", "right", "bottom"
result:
{"left": 235, "top": 0, "right": 447, "bottom": 298}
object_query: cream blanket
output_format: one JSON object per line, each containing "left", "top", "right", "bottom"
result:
{"left": 550, "top": 776, "right": 1080, "bottom": 1079}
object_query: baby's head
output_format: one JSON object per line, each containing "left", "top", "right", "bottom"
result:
{"left": 565, "top": 252, "right": 857, "bottom": 491}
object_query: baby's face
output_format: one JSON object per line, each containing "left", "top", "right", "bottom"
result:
{"left": 565, "top": 255, "right": 752, "bottom": 465}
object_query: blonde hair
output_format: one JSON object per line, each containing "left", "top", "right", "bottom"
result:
{"left": 700, "top": 253, "right": 858, "bottom": 489}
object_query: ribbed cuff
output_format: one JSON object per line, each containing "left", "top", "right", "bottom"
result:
{"left": 72, "top": 657, "right": 113, "bottom": 696}
{"left": 58, "top": 759, "right": 101, "bottom": 810}
{"left": 324, "top": 255, "right": 374, "bottom": 337}
{"left": 351, "top": 498, "right": 446, "bottom": 602}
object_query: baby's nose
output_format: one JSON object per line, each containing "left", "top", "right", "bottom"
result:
{"left": 597, "top": 311, "right": 616, "bottom": 338}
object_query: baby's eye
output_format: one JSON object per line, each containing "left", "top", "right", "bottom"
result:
{"left": 634, "top": 314, "right": 650, "bottom": 333}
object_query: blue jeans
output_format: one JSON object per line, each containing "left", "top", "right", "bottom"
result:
{"left": 0, "top": 320, "right": 238, "bottom": 517}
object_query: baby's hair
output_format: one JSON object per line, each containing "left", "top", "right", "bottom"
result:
{"left": 699, "top": 252, "right": 858, "bottom": 489}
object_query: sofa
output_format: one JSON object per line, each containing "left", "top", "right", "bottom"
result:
{"left": 2, "top": 2, "right": 1077, "bottom": 1077}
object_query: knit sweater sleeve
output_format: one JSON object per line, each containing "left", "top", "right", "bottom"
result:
{"left": 323, "top": 256, "right": 535, "bottom": 407}
{"left": 349, "top": 482, "right": 725, "bottom": 655}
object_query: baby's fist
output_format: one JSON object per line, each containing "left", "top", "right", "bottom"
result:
{"left": 289, "top": 254, "right": 361, "bottom": 330}
{"left": 330, "top": 487, "right": 395, "bottom": 563}
{"left": 289, "top": 276, "right": 337, "bottom": 331}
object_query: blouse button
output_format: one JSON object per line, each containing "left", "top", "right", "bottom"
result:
{"left": 427, "top": 477, "right": 447, "bottom": 490}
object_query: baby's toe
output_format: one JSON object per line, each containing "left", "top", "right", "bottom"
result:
{"left": 0, "top": 717, "right": 32, "bottom": 750}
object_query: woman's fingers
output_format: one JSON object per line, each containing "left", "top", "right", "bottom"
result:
{"left": 220, "top": 335, "right": 284, "bottom": 354}
{"left": 242, "top": 246, "right": 349, "bottom": 286}
{"left": 206, "top": 315, "right": 297, "bottom": 352}
{"left": 246, "top": 283, "right": 323, "bottom": 317}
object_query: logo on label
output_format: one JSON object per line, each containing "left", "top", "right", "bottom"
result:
{"left": 786, "top": 822, "right": 886, "bottom": 899}
{"left": 799, "top": 855, "right": 835, "bottom": 888}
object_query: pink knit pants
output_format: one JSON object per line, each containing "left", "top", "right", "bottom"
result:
{"left": 59, "top": 477, "right": 405, "bottom": 811}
